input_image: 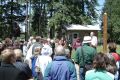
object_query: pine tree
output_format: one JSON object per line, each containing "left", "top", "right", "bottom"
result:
{"left": 47, "top": 0, "right": 98, "bottom": 38}
{"left": 103, "top": 0, "right": 120, "bottom": 42}
{"left": 0, "top": 0, "right": 26, "bottom": 38}
{"left": 31, "top": 0, "right": 48, "bottom": 37}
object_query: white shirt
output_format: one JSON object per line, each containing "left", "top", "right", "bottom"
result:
{"left": 25, "top": 44, "right": 34, "bottom": 68}
{"left": 35, "top": 55, "right": 52, "bottom": 76}
{"left": 23, "top": 45, "right": 28, "bottom": 57}
{"left": 91, "top": 36, "right": 98, "bottom": 47}
{"left": 42, "top": 44, "right": 53, "bottom": 56}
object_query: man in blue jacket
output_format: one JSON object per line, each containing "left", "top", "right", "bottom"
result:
{"left": 44, "top": 45, "right": 77, "bottom": 80}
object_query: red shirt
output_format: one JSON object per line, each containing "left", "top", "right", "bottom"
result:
{"left": 111, "top": 53, "right": 120, "bottom": 62}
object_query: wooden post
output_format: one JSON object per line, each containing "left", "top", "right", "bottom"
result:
{"left": 103, "top": 13, "right": 108, "bottom": 53}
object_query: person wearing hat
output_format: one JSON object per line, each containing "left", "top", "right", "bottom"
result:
{"left": 74, "top": 36, "right": 97, "bottom": 80}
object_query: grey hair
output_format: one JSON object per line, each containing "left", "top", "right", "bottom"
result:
{"left": 55, "top": 45, "right": 66, "bottom": 56}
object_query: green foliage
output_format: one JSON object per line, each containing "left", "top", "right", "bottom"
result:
{"left": 31, "top": 0, "right": 48, "bottom": 37}
{"left": 103, "top": 0, "right": 120, "bottom": 42}
{"left": 0, "top": 0, "right": 98, "bottom": 39}
{"left": 0, "top": 0, "right": 26, "bottom": 39}
{"left": 47, "top": 0, "right": 98, "bottom": 38}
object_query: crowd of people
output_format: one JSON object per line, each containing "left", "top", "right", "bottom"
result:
{"left": 0, "top": 32, "right": 120, "bottom": 80}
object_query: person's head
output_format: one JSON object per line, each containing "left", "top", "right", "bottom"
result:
{"left": 108, "top": 42, "right": 117, "bottom": 53}
{"left": 82, "top": 36, "right": 91, "bottom": 45}
{"left": 31, "top": 39, "right": 36, "bottom": 43}
{"left": 50, "top": 39, "right": 54, "bottom": 43}
{"left": 93, "top": 52, "right": 117, "bottom": 74}
{"left": 4, "top": 38, "right": 12, "bottom": 46}
{"left": 76, "top": 37, "right": 80, "bottom": 42}
{"left": 28, "top": 36, "right": 33, "bottom": 42}
{"left": 36, "top": 36, "right": 41, "bottom": 42}
{"left": 46, "top": 38, "right": 50, "bottom": 44}
{"left": 93, "top": 52, "right": 107, "bottom": 70}
{"left": 90, "top": 32, "right": 94, "bottom": 36}
{"left": 65, "top": 49, "right": 70, "bottom": 58}
{"left": 41, "top": 45, "right": 50, "bottom": 56}
{"left": 23, "top": 41, "right": 28, "bottom": 45}
{"left": 55, "top": 45, "right": 66, "bottom": 56}
{"left": 1, "top": 49, "right": 16, "bottom": 64}
{"left": 13, "top": 40, "right": 20, "bottom": 49}
{"left": 33, "top": 46, "right": 42, "bottom": 55}
{"left": 14, "top": 49, "right": 22, "bottom": 60}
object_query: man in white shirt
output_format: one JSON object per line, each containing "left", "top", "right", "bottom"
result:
{"left": 90, "top": 32, "right": 98, "bottom": 48}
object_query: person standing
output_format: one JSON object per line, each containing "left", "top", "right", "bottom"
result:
{"left": 85, "top": 52, "right": 114, "bottom": 80}
{"left": 90, "top": 32, "right": 98, "bottom": 48}
{"left": 22, "top": 41, "right": 28, "bottom": 57}
{"left": 74, "top": 36, "right": 97, "bottom": 80}
{"left": 0, "top": 49, "right": 27, "bottom": 80}
{"left": 14, "top": 49, "right": 33, "bottom": 80}
{"left": 107, "top": 42, "right": 119, "bottom": 80}
{"left": 108, "top": 42, "right": 120, "bottom": 62}
{"left": 44, "top": 45, "right": 77, "bottom": 80}
{"left": 25, "top": 38, "right": 43, "bottom": 68}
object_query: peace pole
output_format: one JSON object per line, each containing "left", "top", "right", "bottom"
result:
{"left": 103, "top": 13, "right": 108, "bottom": 53}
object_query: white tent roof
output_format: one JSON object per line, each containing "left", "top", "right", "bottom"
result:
{"left": 66, "top": 24, "right": 101, "bottom": 31}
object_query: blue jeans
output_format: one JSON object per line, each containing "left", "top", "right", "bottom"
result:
{"left": 79, "top": 68, "right": 85, "bottom": 80}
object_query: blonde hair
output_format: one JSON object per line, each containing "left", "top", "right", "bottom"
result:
{"left": 1, "top": 49, "right": 15, "bottom": 63}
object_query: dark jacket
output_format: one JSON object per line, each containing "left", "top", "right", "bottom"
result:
{"left": 44, "top": 56, "right": 77, "bottom": 80}
{"left": 14, "top": 60, "right": 32, "bottom": 79}
{"left": 0, "top": 62, "right": 27, "bottom": 80}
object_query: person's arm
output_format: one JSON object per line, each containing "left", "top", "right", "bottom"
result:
{"left": 35, "top": 57, "right": 39, "bottom": 68}
{"left": 35, "top": 57, "right": 41, "bottom": 73}
{"left": 74, "top": 48, "right": 80, "bottom": 64}
{"left": 91, "top": 36, "right": 98, "bottom": 47}
{"left": 44, "top": 62, "right": 52, "bottom": 80}
{"left": 69, "top": 63, "right": 77, "bottom": 80}
{"left": 91, "top": 48, "right": 97, "bottom": 61}
{"left": 24, "top": 63, "right": 33, "bottom": 79}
